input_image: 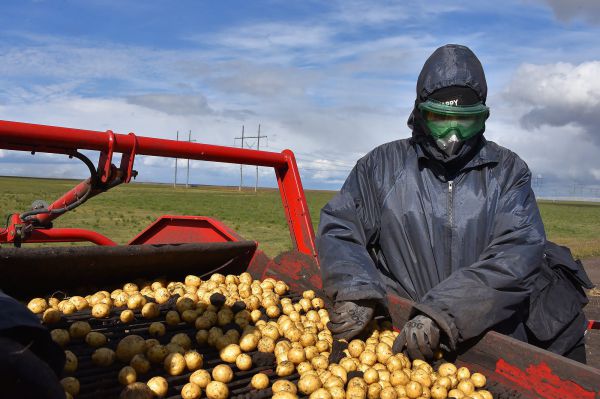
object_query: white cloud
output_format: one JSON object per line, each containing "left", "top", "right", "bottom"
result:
{"left": 503, "top": 61, "right": 600, "bottom": 146}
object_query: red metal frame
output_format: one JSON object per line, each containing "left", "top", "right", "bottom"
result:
{"left": 0, "top": 120, "right": 316, "bottom": 258}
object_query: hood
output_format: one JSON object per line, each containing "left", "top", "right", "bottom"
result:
{"left": 408, "top": 44, "right": 488, "bottom": 167}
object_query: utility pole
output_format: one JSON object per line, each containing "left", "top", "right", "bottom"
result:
{"left": 186, "top": 130, "right": 197, "bottom": 189}
{"left": 255, "top": 124, "right": 261, "bottom": 192}
{"left": 234, "top": 125, "right": 267, "bottom": 192}
{"left": 173, "top": 130, "right": 179, "bottom": 188}
{"left": 239, "top": 126, "right": 244, "bottom": 191}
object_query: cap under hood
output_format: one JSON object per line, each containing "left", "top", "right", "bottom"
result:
{"left": 408, "top": 44, "right": 488, "bottom": 167}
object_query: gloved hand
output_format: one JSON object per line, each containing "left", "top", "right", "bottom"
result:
{"left": 327, "top": 300, "right": 375, "bottom": 341}
{"left": 393, "top": 315, "right": 440, "bottom": 360}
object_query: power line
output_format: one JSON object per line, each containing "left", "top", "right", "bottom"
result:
{"left": 234, "top": 124, "right": 267, "bottom": 192}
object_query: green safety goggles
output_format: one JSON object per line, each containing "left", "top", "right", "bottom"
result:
{"left": 418, "top": 99, "right": 489, "bottom": 140}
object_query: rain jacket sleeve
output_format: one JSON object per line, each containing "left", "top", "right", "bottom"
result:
{"left": 414, "top": 157, "right": 546, "bottom": 346}
{"left": 317, "top": 157, "right": 387, "bottom": 304}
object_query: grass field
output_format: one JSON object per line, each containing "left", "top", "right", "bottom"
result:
{"left": 1, "top": 176, "right": 599, "bottom": 259}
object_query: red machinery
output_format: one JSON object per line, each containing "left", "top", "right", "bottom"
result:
{"left": 0, "top": 119, "right": 599, "bottom": 398}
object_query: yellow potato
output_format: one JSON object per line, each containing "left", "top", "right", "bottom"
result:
{"left": 205, "top": 381, "right": 229, "bottom": 399}
{"left": 120, "top": 309, "right": 135, "bottom": 323}
{"left": 92, "top": 347, "right": 116, "bottom": 367}
{"left": 85, "top": 331, "right": 108, "bottom": 347}
{"left": 141, "top": 302, "right": 160, "bottom": 319}
{"left": 212, "top": 364, "right": 233, "bottom": 383}
{"left": 42, "top": 308, "right": 61, "bottom": 324}
{"left": 251, "top": 372, "right": 270, "bottom": 389}
{"left": 236, "top": 353, "right": 252, "bottom": 370}
{"left": 190, "top": 369, "right": 211, "bottom": 388}
{"left": 61, "top": 377, "right": 80, "bottom": 396}
{"left": 181, "top": 382, "right": 202, "bottom": 399}
{"left": 130, "top": 354, "right": 151, "bottom": 374}
{"left": 272, "top": 379, "right": 298, "bottom": 394}
{"left": 119, "top": 382, "right": 153, "bottom": 399}
{"left": 27, "top": 298, "right": 48, "bottom": 314}
{"left": 116, "top": 335, "right": 146, "bottom": 362}
{"left": 298, "top": 374, "right": 322, "bottom": 395}
{"left": 92, "top": 303, "right": 111, "bottom": 318}
{"left": 118, "top": 366, "right": 137, "bottom": 385}
{"left": 148, "top": 322, "right": 166, "bottom": 337}
{"left": 147, "top": 376, "right": 168, "bottom": 397}
{"left": 64, "top": 350, "right": 78, "bottom": 373}
{"left": 185, "top": 350, "right": 204, "bottom": 371}
{"left": 164, "top": 352, "right": 186, "bottom": 376}
{"left": 50, "top": 329, "right": 70, "bottom": 347}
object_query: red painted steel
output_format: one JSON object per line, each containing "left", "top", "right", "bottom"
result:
{"left": 0, "top": 120, "right": 316, "bottom": 257}
{"left": 28, "top": 228, "right": 117, "bottom": 246}
{"left": 588, "top": 320, "right": 600, "bottom": 330}
{"left": 128, "top": 215, "right": 246, "bottom": 245}
{"left": 34, "top": 179, "right": 92, "bottom": 226}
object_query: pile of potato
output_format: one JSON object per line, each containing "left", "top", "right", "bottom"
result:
{"left": 27, "top": 272, "right": 494, "bottom": 399}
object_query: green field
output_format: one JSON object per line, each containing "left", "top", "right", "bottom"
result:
{"left": 1, "top": 176, "right": 599, "bottom": 259}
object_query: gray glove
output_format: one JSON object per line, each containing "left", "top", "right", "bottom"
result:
{"left": 393, "top": 315, "right": 440, "bottom": 360}
{"left": 327, "top": 300, "right": 375, "bottom": 341}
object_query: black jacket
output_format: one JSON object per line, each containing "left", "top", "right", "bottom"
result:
{"left": 317, "top": 44, "right": 589, "bottom": 354}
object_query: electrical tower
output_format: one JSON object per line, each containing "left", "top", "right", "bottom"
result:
{"left": 234, "top": 124, "right": 267, "bottom": 192}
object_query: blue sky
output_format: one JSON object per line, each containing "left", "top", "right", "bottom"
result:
{"left": 1, "top": 0, "right": 600, "bottom": 197}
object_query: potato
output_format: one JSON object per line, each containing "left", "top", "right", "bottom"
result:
{"left": 60, "top": 300, "right": 77, "bottom": 315}
{"left": 127, "top": 293, "right": 146, "bottom": 310}
{"left": 92, "top": 303, "right": 111, "bottom": 318}
{"left": 250, "top": 372, "right": 270, "bottom": 389}
{"left": 118, "top": 366, "right": 137, "bottom": 385}
{"left": 288, "top": 347, "right": 306, "bottom": 364}
{"left": 120, "top": 309, "right": 135, "bottom": 323}
{"left": 185, "top": 350, "right": 204, "bottom": 371}
{"left": 50, "top": 329, "right": 70, "bottom": 347}
{"left": 348, "top": 340, "right": 365, "bottom": 358}
{"left": 272, "top": 393, "right": 299, "bottom": 399}
{"left": 430, "top": 385, "right": 448, "bottom": 399}
{"left": 130, "top": 354, "right": 151, "bottom": 374}
{"left": 448, "top": 388, "right": 465, "bottom": 398}
{"left": 141, "top": 302, "right": 160, "bottom": 319}
{"left": 114, "top": 335, "right": 146, "bottom": 363}
{"left": 190, "top": 369, "right": 211, "bottom": 388}
{"left": 272, "top": 379, "right": 298, "bottom": 394}
{"left": 147, "top": 376, "right": 168, "bottom": 397}
{"left": 359, "top": 350, "right": 377, "bottom": 366}
{"left": 478, "top": 390, "right": 493, "bottom": 399}
{"left": 181, "top": 382, "right": 202, "bottom": 399}
{"left": 27, "top": 298, "right": 48, "bottom": 314}
{"left": 119, "top": 382, "right": 153, "bottom": 399}
{"left": 457, "top": 379, "right": 475, "bottom": 395}
{"left": 367, "top": 383, "right": 382, "bottom": 399}
{"left": 233, "top": 353, "right": 251, "bottom": 371}
{"left": 258, "top": 337, "right": 275, "bottom": 353}
{"left": 164, "top": 352, "right": 186, "bottom": 376}
{"left": 239, "top": 333, "right": 259, "bottom": 352}
{"left": 298, "top": 374, "right": 322, "bottom": 395}
{"left": 311, "top": 354, "right": 329, "bottom": 370}
{"left": 64, "top": 350, "right": 78, "bottom": 373}
{"left": 471, "top": 372, "right": 487, "bottom": 388}
{"left": 276, "top": 360, "right": 295, "bottom": 377}
{"left": 212, "top": 364, "right": 233, "bottom": 383}
{"left": 166, "top": 343, "right": 185, "bottom": 355}
{"left": 380, "top": 386, "right": 397, "bottom": 399}
{"left": 148, "top": 322, "right": 166, "bottom": 337}
{"left": 85, "top": 331, "right": 108, "bottom": 347}
{"left": 205, "top": 381, "right": 229, "bottom": 399}
{"left": 171, "top": 333, "right": 193, "bottom": 350}
{"left": 363, "top": 368, "right": 379, "bottom": 384}
{"left": 219, "top": 343, "right": 241, "bottom": 363}
{"left": 147, "top": 344, "right": 169, "bottom": 364}
{"left": 405, "top": 381, "right": 423, "bottom": 399}
{"left": 61, "top": 377, "right": 80, "bottom": 396}
{"left": 154, "top": 287, "right": 171, "bottom": 304}
{"left": 165, "top": 310, "right": 181, "bottom": 325}
{"left": 92, "top": 347, "right": 116, "bottom": 367}
{"left": 456, "top": 367, "right": 471, "bottom": 380}
{"left": 42, "top": 308, "right": 61, "bottom": 324}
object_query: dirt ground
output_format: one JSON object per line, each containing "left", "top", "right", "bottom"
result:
{"left": 582, "top": 257, "right": 600, "bottom": 369}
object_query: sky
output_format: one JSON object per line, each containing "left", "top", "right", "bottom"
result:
{"left": 1, "top": 0, "right": 600, "bottom": 197}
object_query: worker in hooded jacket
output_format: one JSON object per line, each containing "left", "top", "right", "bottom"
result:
{"left": 317, "top": 44, "right": 592, "bottom": 363}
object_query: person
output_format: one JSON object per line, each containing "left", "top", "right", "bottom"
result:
{"left": 0, "top": 291, "right": 65, "bottom": 398}
{"left": 317, "top": 44, "right": 592, "bottom": 362}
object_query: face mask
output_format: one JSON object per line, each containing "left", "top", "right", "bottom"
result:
{"left": 435, "top": 132, "right": 463, "bottom": 156}
{"left": 418, "top": 100, "right": 489, "bottom": 155}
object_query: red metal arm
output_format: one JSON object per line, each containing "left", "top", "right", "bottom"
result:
{"left": 0, "top": 120, "right": 316, "bottom": 258}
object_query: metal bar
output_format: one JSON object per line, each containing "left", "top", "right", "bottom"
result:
{"left": 0, "top": 120, "right": 316, "bottom": 254}
{"left": 275, "top": 150, "right": 317, "bottom": 259}
{"left": 33, "top": 179, "right": 93, "bottom": 226}
{"left": 0, "top": 120, "right": 287, "bottom": 167}
{"left": 174, "top": 130, "right": 179, "bottom": 188}
{"left": 28, "top": 228, "right": 117, "bottom": 246}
